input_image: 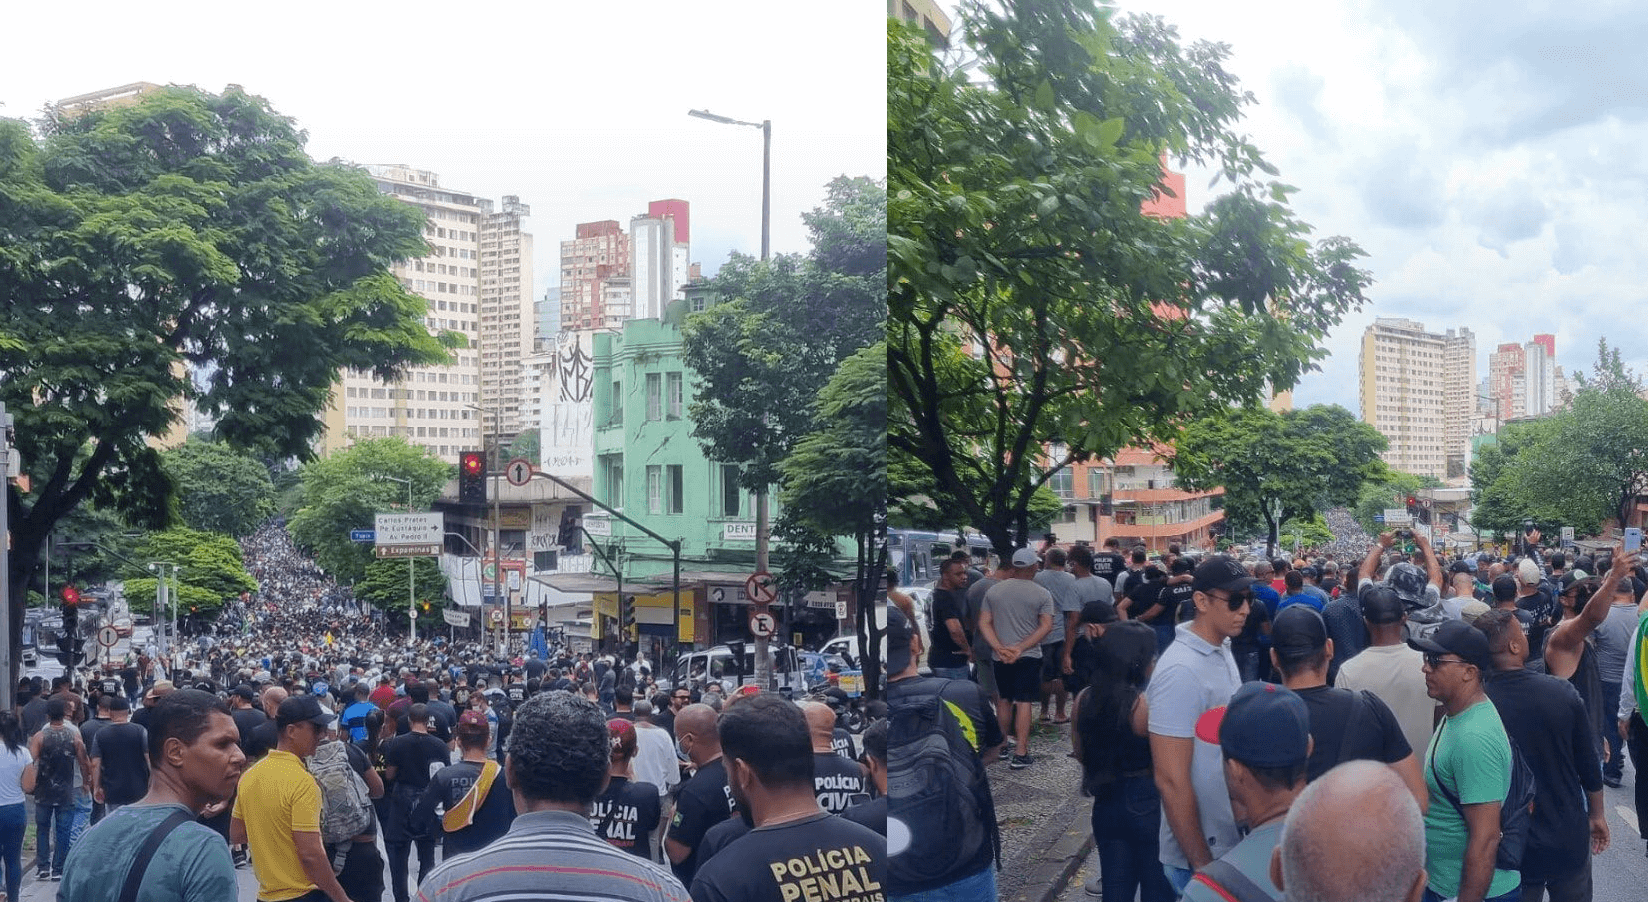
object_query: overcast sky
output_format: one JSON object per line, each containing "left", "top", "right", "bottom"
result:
{"left": 1, "top": 1, "right": 885, "bottom": 304}
{"left": 1101, "top": 0, "right": 1648, "bottom": 412}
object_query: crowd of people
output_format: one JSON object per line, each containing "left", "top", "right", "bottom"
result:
{"left": 889, "top": 526, "right": 1648, "bottom": 902}
{"left": 2, "top": 521, "right": 887, "bottom": 902}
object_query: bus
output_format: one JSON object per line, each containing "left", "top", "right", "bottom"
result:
{"left": 887, "top": 528, "right": 992, "bottom": 587}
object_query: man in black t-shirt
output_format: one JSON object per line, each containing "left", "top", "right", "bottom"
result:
{"left": 1269, "top": 607, "right": 1422, "bottom": 797}
{"left": 666, "top": 703, "right": 736, "bottom": 885}
{"left": 1092, "top": 537, "right": 1127, "bottom": 586}
{"left": 383, "top": 703, "right": 451, "bottom": 902}
{"left": 689, "top": 694, "right": 884, "bottom": 902}
{"left": 841, "top": 719, "right": 886, "bottom": 835}
{"left": 927, "top": 558, "right": 973, "bottom": 681}
{"left": 1477, "top": 609, "right": 1607, "bottom": 898}
{"left": 89, "top": 696, "right": 149, "bottom": 811}
{"left": 801, "top": 702, "right": 870, "bottom": 815}
{"left": 228, "top": 685, "right": 267, "bottom": 755}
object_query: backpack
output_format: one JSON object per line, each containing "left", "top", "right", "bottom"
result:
{"left": 886, "top": 679, "right": 998, "bottom": 893}
{"left": 35, "top": 726, "right": 77, "bottom": 805}
{"left": 1431, "top": 722, "right": 1537, "bottom": 871}
{"left": 308, "top": 740, "right": 373, "bottom": 847}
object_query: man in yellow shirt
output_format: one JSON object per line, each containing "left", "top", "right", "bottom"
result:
{"left": 231, "top": 695, "right": 353, "bottom": 902}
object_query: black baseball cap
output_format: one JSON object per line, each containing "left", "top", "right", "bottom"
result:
{"left": 276, "top": 694, "right": 337, "bottom": 728}
{"left": 1192, "top": 556, "right": 1255, "bottom": 595}
{"left": 1271, "top": 606, "right": 1327, "bottom": 660}
{"left": 1196, "top": 682, "right": 1310, "bottom": 768}
{"left": 1408, "top": 620, "right": 1492, "bottom": 672}
{"left": 1080, "top": 599, "right": 1119, "bottom": 625}
{"left": 1359, "top": 586, "right": 1405, "bottom": 625}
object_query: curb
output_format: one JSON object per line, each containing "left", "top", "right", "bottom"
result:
{"left": 1025, "top": 810, "right": 1094, "bottom": 902}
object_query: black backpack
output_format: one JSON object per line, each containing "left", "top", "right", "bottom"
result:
{"left": 35, "top": 726, "right": 77, "bottom": 805}
{"left": 1432, "top": 721, "right": 1537, "bottom": 871}
{"left": 886, "top": 679, "right": 998, "bottom": 893}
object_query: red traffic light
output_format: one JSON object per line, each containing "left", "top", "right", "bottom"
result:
{"left": 61, "top": 586, "right": 80, "bottom": 606}
{"left": 461, "top": 452, "right": 485, "bottom": 476}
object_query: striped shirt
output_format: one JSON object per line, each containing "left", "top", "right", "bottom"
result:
{"left": 415, "top": 808, "right": 689, "bottom": 902}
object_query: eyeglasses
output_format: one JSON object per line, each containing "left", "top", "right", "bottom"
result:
{"left": 1207, "top": 590, "right": 1251, "bottom": 611}
{"left": 1423, "top": 654, "right": 1469, "bottom": 670}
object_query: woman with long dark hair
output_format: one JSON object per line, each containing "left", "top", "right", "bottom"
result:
{"left": 1072, "top": 621, "right": 1173, "bottom": 902}
{"left": 0, "top": 711, "right": 29, "bottom": 901}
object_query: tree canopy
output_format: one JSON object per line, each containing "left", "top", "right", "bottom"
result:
{"left": 1174, "top": 405, "right": 1387, "bottom": 557}
{"left": 1, "top": 85, "right": 449, "bottom": 677}
{"left": 119, "top": 527, "right": 257, "bottom": 617}
{"left": 162, "top": 438, "right": 277, "bottom": 537}
{"left": 1469, "top": 339, "right": 1648, "bottom": 536}
{"left": 355, "top": 556, "right": 447, "bottom": 634}
{"left": 887, "top": 6, "right": 1371, "bottom": 557}
{"left": 287, "top": 437, "right": 452, "bottom": 586}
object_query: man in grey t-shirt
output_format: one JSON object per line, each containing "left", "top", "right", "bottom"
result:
{"left": 979, "top": 549, "right": 1054, "bottom": 769}
{"left": 1033, "top": 548, "right": 1081, "bottom": 724}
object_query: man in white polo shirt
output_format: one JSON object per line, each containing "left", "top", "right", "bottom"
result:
{"left": 1146, "top": 555, "right": 1249, "bottom": 894}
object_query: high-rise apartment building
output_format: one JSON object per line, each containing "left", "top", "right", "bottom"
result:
{"left": 559, "top": 221, "right": 631, "bottom": 332}
{"left": 630, "top": 201, "right": 690, "bottom": 321}
{"left": 1359, "top": 318, "right": 1474, "bottom": 480}
{"left": 889, "top": 0, "right": 952, "bottom": 47}
{"left": 1486, "top": 334, "right": 1560, "bottom": 427}
{"left": 479, "top": 196, "right": 534, "bottom": 440}
{"left": 319, "top": 164, "right": 485, "bottom": 463}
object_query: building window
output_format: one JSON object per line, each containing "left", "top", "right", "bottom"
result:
{"left": 610, "top": 379, "right": 623, "bottom": 425}
{"left": 602, "top": 456, "right": 624, "bottom": 509}
{"left": 1050, "top": 467, "right": 1073, "bottom": 500}
{"left": 1087, "top": 469, "right": 1106, "bottom": 498}
{"left": 721, "top": 464, "right": 741, "bottom": 518}
{"left": 647, "top": 465, "right": 662, "bottom": 514}
{"left": 646, "top": 373, "right": 662, "bottom": 421}
{"left": 667, "top": 372, "right": 684, "bottom": 419}
{"left": 667, "top": 465, "right": 684, "bottom": 514}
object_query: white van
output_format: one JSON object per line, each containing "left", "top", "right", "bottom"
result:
{"left": 669, "top": 643, "right": 807, "bottom": 695}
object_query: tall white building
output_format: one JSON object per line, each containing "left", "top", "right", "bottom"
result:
{"left": 629, "top": 201, "right": 690, "bottom": 322}
{"left": 1359, "top": 318, "right": 1474, "bottom": 480}
{"left": 319, "top": 165, "right": 489, "bottom": 463}
{"left": 479, "top": 195, "right": 534, "bottom": 440}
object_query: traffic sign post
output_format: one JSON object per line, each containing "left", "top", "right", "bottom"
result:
{"left": 505, "top": 458, "right": 535, "bottom": 487}
{"left": 745, "top": 571, "right": 777, "bottom": 606}
{"left": 350, "top": 529, "right": 376, "bottom": 543}
{"left": 98, "top": 626, "right": 118, "bottom": 648}
{"left": 749, "top": 611, "right": 776, "bottom": 638}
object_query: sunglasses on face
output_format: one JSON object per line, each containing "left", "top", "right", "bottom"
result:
{"left": 1424, "top": 654, "right": 1468, "bottom": 670}
{"left": 1209, "top": 590, "right": 1251, "bottom": 611}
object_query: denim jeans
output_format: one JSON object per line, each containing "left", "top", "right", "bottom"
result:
{"left": 1600, "top": 680, "right": 1623, "bottom": 778}
{"left": 1165, "top": 864, "right": 1193, "bottom": 895}
{"left": 35, "top": 799, "right": 74, "bottom": 872}
{"left": 0, "top": 802, "right": 23, "bottom": 899}
{"left": 930, "top": 665, "right": 972, "bottom": 682}
{"left": 890, "top": 864, "right": 996, "bottom": 902}
{"left": 1091, "top": 776, "right": 1174, "bottom": 902}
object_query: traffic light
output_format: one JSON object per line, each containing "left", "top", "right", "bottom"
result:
{"left": 620, "top": 594, "right": 636, "bottom": 638}
{"left": 459, "top": 451, "right": 487, "bottom": 504}
{"left": 59, "top": 587, "right": 80, "bottom": 668}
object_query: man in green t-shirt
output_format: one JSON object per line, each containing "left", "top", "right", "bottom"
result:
{"left": 59, "top": 689, "right": 245, "bottom": 902}
{"left": 1411, "top": 621, "right": 1520, "bottom": 902}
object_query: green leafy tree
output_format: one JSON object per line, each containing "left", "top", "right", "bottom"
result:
{"left": 888, "top": 8, "right": 1371, "bottom": 558}
{"left": 507, "top": 429, "right": 540, "bottom": 465}
{"left": 354, "top": 557, "right": 447, "bottom": 634}
{"left": 1354, "top": 470, "right": 1444, "bottom": 537}
{"left": 119, "top": 528, "right": 257, "bottom": 617}
{"left": 287, "top": 438, "right": 452, "bottom": 586}
{"left": 1173, "top": 405, "right": 1386, "bottom": 557}
{"left": 1, "top": 86, "right": 449, "bottom": 678}
{"left": 1469, "top": 340, "right": 1648, "bottom": 535}
{"left": 162, "top": 439, "right": 277, "bottom": 537}
{"left": 777, "top": 342, "right": 888, "bottom": 694}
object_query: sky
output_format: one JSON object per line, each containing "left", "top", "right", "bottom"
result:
{"left": 1094, "top": 0, "right": 1648, "bottom": 412}
{"left": 0, "top": 0, "right": 886, "bottom": 304}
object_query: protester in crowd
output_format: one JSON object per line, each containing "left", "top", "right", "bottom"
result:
{"left": 231, "top": 694, "right": 352, "bottom": 902}
{"left": 59, "top": 690, "right": 243, "bottom": 902}
{"left": 1410, "top": 620, "right": 1521, "bottom": 902}
{"left": 1180, "top": 681, "right": 1311, "bottom": 902}
{"left": 664, "top": 702, "right": 736, "bottom": 885}
{"left": 414, "top": 692, "right": 689, "bottom": 902}
{"left": 1334, "top": 586, "right": 1439, "bottom": 760}
{"left": 26, "top": 696, "right": 92, "bottom": 880}
{"left": 1034, "top": 547, "right": 1082, "bottom": 724}
{"left": 1072, "top": 620, "right": 1172, "bottom": 902}
{"left": 382, "top": 702, "right": 449, "bottom": 902}
{"left": 1592, "top": 557, "right": 1640, "bottom": 789}
{"left": 687, "top": 692, "right": 884, "bottom": 902}
{"left": 802, "top": 702, "right": 870, "bottom": 815}
{"left": 89, "top": 694, "right": 150, "bottom": 815}
{"left": 887, "top": 603, "right": 1002, "bottom": 902}
{"left": 1268, "top": 606, "right": 1425, "bottom": 802}
{"left": 0, "top": 713, "right": 30, "bottom": 901}
{"left": 979, "top": 548, "right": 1056, "bottom": 769}
{"left": 1147, "top": 556, "right": 1248, "bottom": 894}
{"left": 1277, "top": 760, "right": 1427, "bottom": 902}
{"left": 928, "top": 557, "right": 974, "bottom": 681}
{"left": 842, "top": 718, "right": 887, "bottom": 834}
{"left": 590, "top": 718, "right": 660, "bottom": 858}
{"left": 1475, "top": 609, "right": 1606, "bottom": 902}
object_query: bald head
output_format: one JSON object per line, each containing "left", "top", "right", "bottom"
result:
{"left": 673, "top": 703, "right": 722, "bottom": 765}
{"left": 261, "top": 685, "right": 288, "bottom": 719}
{"left": 1278, "top": 761, "right": 1425, "bottom": 902}
{"left": 801, "top": 701, "right": 836, "bottom": 753}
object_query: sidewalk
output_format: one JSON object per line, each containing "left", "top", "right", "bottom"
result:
{"left": 988, "top": 715, "right": 1094, "bottom": 902}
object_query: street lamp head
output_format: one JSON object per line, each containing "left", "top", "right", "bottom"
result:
{"left": 688, "top": 108, "right": 738, "bottom": 126}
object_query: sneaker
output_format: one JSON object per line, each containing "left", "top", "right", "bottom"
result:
{"left": 232, "top": 847, "right": 249, "bottom": 869}
{"left": 1604, "top": 775, "right": 1623, "bottom": 789}
{"left": 999, "top": 744, "right": 1013, "bottom": 761}
{"left": 36, "top": 868, "right": 50, "bottom": 881}
{"left": 1085, "top": 875, "right": 1104, "bottom": 896}
{"left": 1010, "top": 753, "right": 1033, "bottom": 769}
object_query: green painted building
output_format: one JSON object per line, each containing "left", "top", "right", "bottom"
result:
{"left": 590, "top": 287, "right": 851, "bottom": 652}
